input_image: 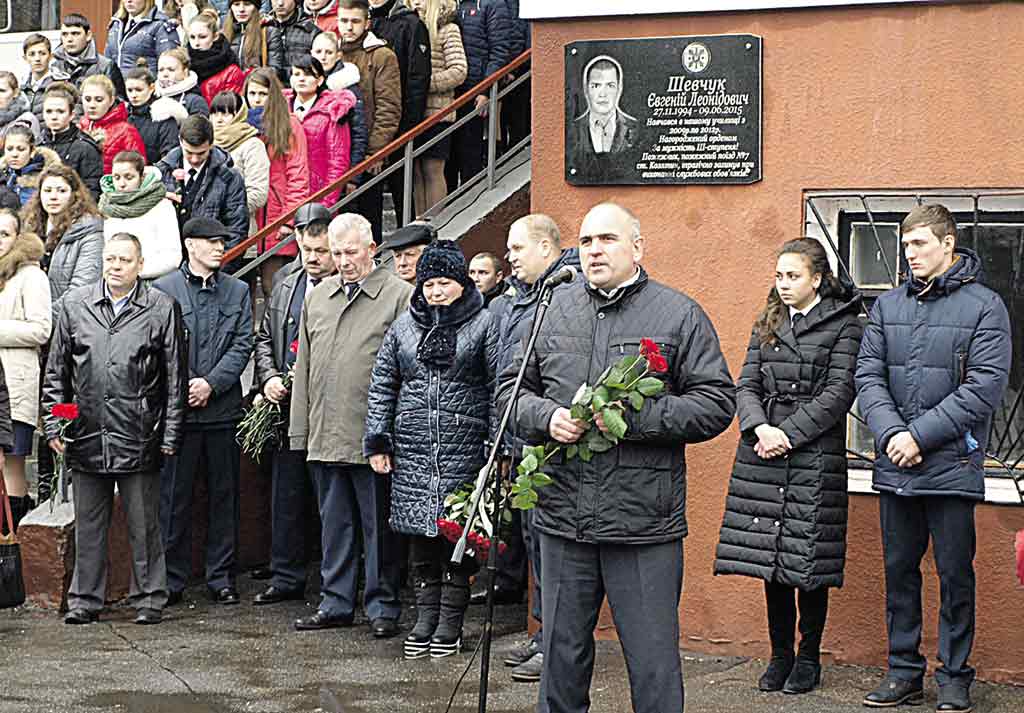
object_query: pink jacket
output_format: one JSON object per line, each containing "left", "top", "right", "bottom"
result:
{"left": 258, "top": 114, "right": 310, "bottom": 257}
{"left": 286, "top": 89, "right": 355, "bottom": 208}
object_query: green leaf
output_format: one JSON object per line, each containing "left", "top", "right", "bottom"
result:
{"left": 566, "top": 444, "right": 578, "bottom": 460}
{"left": 606, "top": 366, "right": 625, "bottom": 387}
{"left": 597, "top": 366, "right": 611, "bottom": 383}
{"left": 532, "top": 472, "right": 553, "bottom": 487}
{"left": 628, "top": 391, "right": 644, "bottom": 411}
{"left": 586, "top": 429, "right": 616, "bottom": 453}
{"left": 570, "top": 403, "right": 590, "bottom": 421}
{"left": 520, "top": 451, "right": 539, "bottom": 473}
{"left": 572, "top": 383, "right": 593, "bottom": 406}
{"left": 600, "top": 408, "right": 628, "bottom": 439}
{"left": 637, "top": 377, "right": 665, "bottom": 396}
{"left": 515, "top": 473, "right": 532, "bottom": 488}
{"left": 592, "top": 385, "right": 610, "bottom": 411}
{"left": 578, "top": 442, "right": 593, "bottom": 462}
{"left": 512, "top": 493, "right": 535, "bottom": 510}
{"left": 502, "top": 508, "right": 513, "bottom": 523}
{"left": 619, "top": 355, "right": 640, "bottom": 372}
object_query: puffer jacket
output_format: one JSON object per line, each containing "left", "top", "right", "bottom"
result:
{"left": 504, "top": 0, "right": 530, "bottom": 55}
{"left": 154, "top": 72, "right": 210, "bottom": 118}
{"left": 425, "top": 17, "right": 467, "bottom": 122}
{"left": 257, "top": 114, "right": 310, "bottom": 257}
{"left": 198, "top": 64, "right": 247, "bottom": 106}
{"left": 228, "top": 21, "right": 285, "bottom": 71}
{"left": 326, "top": 63, "right": 369, "bottom": 169}
{"left": 454, "top": 0, "right": 513, "bottom": 95}
{"left": 225, "top": 134, "right": 270, "bottom": 234}
{"left": 304, "top": 0, "right": 339, "bottom": 33}
{"left": 369, "top": 0, "right": 431, "bottom": 134}
{"left": 100, "top": 167, "right": 183, "bottom": 280}
{"left": 46, "top": 215, "right": 105, "bottom": 319}
{"left": 339, "top": 32, "right": 402, "bottom": 154}
{"left": 42, "top": 280, "right": 188, "bottom": 475}
{"left": 79, "top": 101, "right": 147, "bottom": 174}
{"left": 855, "top": 248, "right": 1012, "bottom": 499}
{"left": 105, "top": 7, "right": 180, "bottom": 77}
{"left": 127, "top": 99, "right": 180, "bottom": 166}
{"left": 155, "top": 146, "right": 250, "bottom": 247}
{"left": 264, "top": 9, "right": 321, "bottom": 85}
{"left": 365, "top": 287, "right": 499, "bottom": 536}
{"left": 0, "top": 146, "right": 63, "bottom": 206}
{"left": 287, "top": 88, "right": 355, "bottom": 207}
{"left": 0, "top": 93, "right": 41, "bottom": 142}
{"left": 714, "top": 291, "right": 863, "bottom": 590}
{"left": 40, "top": 125, "right": 103, "bottom": 200}
{"left": 498, "top": 269, "right": 736, "bottom": 544}
{"left": 153, "top": 264, "right": 253, "bottom": 427}
{"left": 51, "top": 42, "right": 127, "bottom": 99}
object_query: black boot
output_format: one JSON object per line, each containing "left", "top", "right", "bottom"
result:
{"left": 430, "top": 572, "right": 470, "bottom": 658}
{"left": 783, "top": 587, "right": 828, "bottom": 694}
{"left": 2, "top": 495, "right": 34, "bottom": 535}
{"left": 404, "top": 578, "right": 441, "bottom": 660}
{"left": 759, "top": 582, "right": 796, "bottom": 692}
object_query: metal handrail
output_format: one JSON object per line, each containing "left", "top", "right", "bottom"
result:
{"left": 223, "top": 49, "right": 532, "bottom": 270}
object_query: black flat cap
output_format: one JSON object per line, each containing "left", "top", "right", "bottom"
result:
{"left": 183, "top": 216, "right": 231, "bottom": 240}
{"left": 293, "top": 203, "right": 332, "bottom": 229}
{"left": 384, "top": 223, "right": 436, "bottom": 251}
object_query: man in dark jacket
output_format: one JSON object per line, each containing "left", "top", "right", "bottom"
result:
{"left": 154, "top": 218, "right": 253, "bottom": 607}
{"left": 468, "top": 251, "right": 505, "bottom": 307}
{"left": 42, "top": 233, "right": 188, "bottom": 626}
{"left": 51, "top": 14, "right": 127, "bottom": 99}
{"left": 252, "top": 204, "right": 336, "bottom": 605}
{"left": 856, "top": 205, "right": 1011, "bottom": 713}
{"left": 156, "top": 116, "right": 249, "bottom": 249}
{"left": 265, "top": 0, "right": 323, "bottom": 85}
{"left": 39, "top": 82, "right": 103, "bottom": 201}
{"left": 499, "top": 202, "right": 736, "bottom": 713}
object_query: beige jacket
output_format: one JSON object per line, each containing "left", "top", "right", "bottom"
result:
{"left": 0, "top": 232, "right": 52, "bottom": 425}
{"left": 427, "top": 21, "right": 468, "bottom": 123}
{"left": 289, "top": 264, "right": 413, "bottom": 463}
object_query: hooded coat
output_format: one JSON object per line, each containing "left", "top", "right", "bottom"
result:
{"left": 100, "top": 166, "right": 183, "bottom": 280}
{"left": 326, "top": 64, "right": 369, "bottom": 169}
{"left": 364, "top": 287, "right": 499, "bottom": 536}
{"left": 0, "top": 146, "right": 63, "bottom": 206}
{"left": 855, "top": 248, "right": 1012, "bottom": 499}
{"left": 713, "top": 290, "right": 864, "bottom": 590}
{"left": 287, "top": 88, "right": 356, "bottom": 207}
{"left": 79, "top": 101, "right": 147, "bottom": 174}
{"left": 127, "top": 98, "right": 180, "bottom": 166}
{"left": 368, "top": 0, "right": 432, "bottom": 134}
{"left": 46, "top": 214, "right": 105, "bottom": 319}
{"left": 214, "top": 111, "right": 270, "bottom": 235}
{"left": 51, "top": 41, "right": 127, "bottom": 99}
{"left": 256, "top": 114, "right": 310, "bottom": 258}
{"left": 40, "top": 125, "right": 103, "bottom": 200}
{"left": 105, "top": 6, "right": 180, "bottom": 77}
{"left": 0, "top": 231, "right": 52, "bottom": 426}
{"left": 338, "top": 32, "right": 402, "bottom": 154}
{"left": 153, "top": 72, "right": 210, "bottom": 119}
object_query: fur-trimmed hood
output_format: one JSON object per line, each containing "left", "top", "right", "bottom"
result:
{"left": 284, "top": 87, "right": 357, "bottom": 123}
{"left": 0, "top": 146, "right": 62, "bottom": 188}
{"left": 0, "top": 230, "right": 44, "bottom": 290}
{"left": 326, "top": 62, "right": 361, "bottom": 92}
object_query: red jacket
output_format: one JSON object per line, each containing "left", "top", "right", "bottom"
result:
{"left": 79, "top": 102, "right": 146, "bottom": 174}
{"left": 306, "top": 2, "right": 339, "bottom": 33}
{"left": 258, "top": 114, "right": 310, "bottom": 257}
{"left": 199, "top": 64, "right": 247, "bottom": 106}
{"left": 286, "top": 89, "right": 355, "bottom": 209}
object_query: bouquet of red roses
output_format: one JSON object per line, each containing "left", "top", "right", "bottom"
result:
{"left": 437, "top": 480, "right": 511, "bottom": 564}
{"left": 48, "top": 402, "right": 79, "bottom": 509}
{"left": 237, "top": 340, "right": 298, "bottom": 463}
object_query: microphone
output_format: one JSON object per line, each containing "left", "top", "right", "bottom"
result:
{"left": 543, "top": 265, "right": 577, "bottom": 288}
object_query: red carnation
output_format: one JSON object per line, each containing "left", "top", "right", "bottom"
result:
{"left": 640, "top": 339, "right": 668, "bottom": 374}
{"left": 52, "top": 403, "right": 79, "bottom": 420}
{"left": 289, "top": 340, "right": 299, "bottom": 355}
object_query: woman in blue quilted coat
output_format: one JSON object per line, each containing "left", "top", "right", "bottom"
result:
{"left": 365, "top": 238, "right": 499, "bottom": 661}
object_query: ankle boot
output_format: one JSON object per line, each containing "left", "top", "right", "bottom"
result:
{"left": 783, "top": 586, "right": 827, "bottom": 694}
{"left": 430, "top": 573, "right": 470, "bottom": 658}
{"left": 404, "top": 578, "right": 441, "bottom": 660}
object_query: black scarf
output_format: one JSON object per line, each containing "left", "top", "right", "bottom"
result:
{"left": 410, "top": 285, "right": 483, "bottom": 370}
{"left": 189, "top": 36, "right": 239, "bottom": 83}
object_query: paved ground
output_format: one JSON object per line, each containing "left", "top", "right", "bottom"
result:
{"left": 2, "top": 575, "right": 1023, "bottom": 713}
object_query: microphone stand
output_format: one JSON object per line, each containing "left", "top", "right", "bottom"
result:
{"left": 451, "top": 280, "right": 558, "bottom": 713}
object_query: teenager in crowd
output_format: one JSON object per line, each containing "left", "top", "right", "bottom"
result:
{"left": 305, "top": 0, "right": 340, "bottom": 32}
{"left": 39, "top": 83, "right": 103, "bottom": 201}
{"left": 105, "top": 0, "right": 180, "bottom": 77}
{"left": 21, "top": 34, "right": 56, "bottom": 125}
{"left": 125, "top": 69, "right": 180, "bottom": 166}
{"left": 714, "top": 238, "right": 863, "bottom": 695}
{"left": 244, "top": 68, "right": 309, "bottom": 297}
{"left": 99, "top": 150, "right": 182, "bottom": 281}
{"left": 188, "top": 10, "right": 246, "bottom": 105}
{"left": 224, "top": 0, "right": 285, "bottom": 72}
{"left": 0, "top": 209, "right": 51, "bottom": 530}
{"left": 164, "top": 0, "right": 212, "bottom": 46}
{"left": 0, "top": 72, "right": 41, "bottom": 142}
{"left": 264, "top": 0, "right": 321, "bottom": 85}
{"left": 78, "top": 75, "right": 147, "bottom": 174}
{"left": 155, "top": 47, "right": 211, "bottom": 119}
{"left": 51, "top": 14, "right": 126, "bottom": 99}
{"left": 317, "top": 32, "right": 369, "bottom": 184}
{"left": 0, "top": 126, "right": 61, "bottom": 206}
{"left": 211, "top": 91, "right": 270, "bottom": 235}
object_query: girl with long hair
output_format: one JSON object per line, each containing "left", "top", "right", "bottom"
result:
{"left": 154, "top": 47, "right": 210, "bottom": 120}
{"left": 0, "top": 71, "right": 41, "bottom": 141}
{"left": 210, "top": 91, "right": 270, "bottom": 235}
{"left": 188, "top": 10, "right": 246, "bottom": 105}
{"left": 224, "top": 0, "right": 284, "bottom": 71}
{"left": 0, "top": 125, "right": 62, "bottom": 205}
{"left": 243, "top": 68, "right": 309, "bottom": 297}
{"left": 714, "top": 237, "right": 863, "bottom": 695}
{"left": 21, "top": 164, "right": 104, "bottom": 316}
{"left": 98, "top": 150, "right": 182, "bottom": 280}
{"left": 78, "top": 74, "right": 147, "bottom": 174}
{"left": 38, "top": 82, "right": 103, "bottom": 201}
{"left": 0, "top": 208, "right": 51, "bottom": 530}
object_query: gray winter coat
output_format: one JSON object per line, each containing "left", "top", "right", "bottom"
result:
{"left": 364, "top": 288, "right": 499, "bottom": 536}
{"left": 105, "top": 8, "right": 180, "bottom": 77}
{"left": 46, "top": 215, "right": 104, "bottom": 319}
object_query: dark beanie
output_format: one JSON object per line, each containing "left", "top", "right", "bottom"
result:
{"left": 415, "top": 239, "right": 470, "bottom": 288}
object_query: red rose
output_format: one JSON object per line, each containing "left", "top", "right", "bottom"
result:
{"left": 640, "top": 339, "right": 668, "bottom": 373}
{"left": 52, "top": 403, "right": 79, "bottom": 420}
{"left": 289, "top": 340, "right": 299, "bottom": 355}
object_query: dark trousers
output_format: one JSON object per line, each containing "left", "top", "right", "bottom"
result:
{"left": 538, "top": 533, "right": 684, "bottom": 713}
{"left": 355, "top": 179, "right": 385, "bottom": 244}
{"left": 523, "top": 507, "right": 543, "bottom": 640}
{"left": 409, "top": 534, "right": 477, "bottom": 583}
{"left": 69, "top": 470, "right": 167, "bottom": 612}
{"left": 493, "top": 507, "right": 528, "bottom": 593}
{"left": 160, "top": 427, "right": 240, "bottom": 593}
{"left": 880, "top": 492, "right": 977, "bottom": 687}
{"left": 501, "top": 72, "right": 531, "bottom": 151}
{"left": 308, "top": 462, "right": 401, "bottom": 620}
{"left": 269, "top": 447, "right": 311, "bottom": 592}
{"left": 445, "top": 104, "right": 484, "bottom": 192}
{"left": 764, "top": 581, "right": 829, "bottom": 663}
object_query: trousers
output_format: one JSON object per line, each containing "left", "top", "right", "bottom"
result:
{"left": 269, "top": 447, "right": 312, "bottom": 592}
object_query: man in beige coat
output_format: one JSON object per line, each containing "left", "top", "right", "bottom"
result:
{"left": 289, "top": 212, "right": 413, "bottom": 638}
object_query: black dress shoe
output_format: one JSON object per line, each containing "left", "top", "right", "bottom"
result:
{"left": 250, "top": 567, "right": 272, "bottom": 581}
{"left": 936, "top": 684, "right": 972, "bottom": 713}
{"left": 253, "top": 585, "right": 305, "bottom": 606}
{"left": 294, "top": 610, "right": 354, "bottom": 631}
{"left": 783, "top": 659, "right": 821, "bottom": 694}
{"left": 863, "top": 676, "right": 925, "bottom": 707}
{"left": 469, "top": 586, "right": 523, "bottom": 606}
{"left": 166, "top": 590, "right": 184, "bottom": 607}
{"left": 134, "top": 608, "right": 163, "bottom": 625}
{"left": 371, "top": 617, "right": 400, "bottom": 638}
{"left": 758, "top": 655, "right": 795, "bottom": 692}
{"left": 210, "top": 587, "right": 240, "bottom": 605}
{"left": 64, "top": 608, "right": 99, "bottom": 625}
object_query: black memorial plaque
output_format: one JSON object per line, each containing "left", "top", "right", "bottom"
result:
{"left": 564, "top": 34, "right": 762, "bottom": 186}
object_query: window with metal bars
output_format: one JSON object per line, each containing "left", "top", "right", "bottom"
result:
{"left": 804, "top": 191, "right": 1024, "bottom": 503}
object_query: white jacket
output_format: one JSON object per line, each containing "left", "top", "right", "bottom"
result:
{"left": 103, "top": 198, "right": 183, "bottom": 280}
{"left": 0, "top": 261, "right": 51, "bottom": 425}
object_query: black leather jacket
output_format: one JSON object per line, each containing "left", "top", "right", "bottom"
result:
{"left": 254, "top": 259, "right": 304, "bottom": 389}
{"left": 42, "top": 281, "right": 188, "bottom": 475}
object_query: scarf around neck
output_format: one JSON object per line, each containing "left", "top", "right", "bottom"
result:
{"left": 410, "top": 286, "right": 484, "bottom": 370}
{"left": 246, "top": 106, "right": 265, "bottom": 134}
{"left": 189, "top": 37, "right": 239, "bottom": 83}
{"left": 214, "top": 104, "right": 260, "bottom": 153}
{"left": 157, "top": 71, "right": 200, "bottom": 99}
{"left": 98, "top": 168, "right": 167, "bottom": 219}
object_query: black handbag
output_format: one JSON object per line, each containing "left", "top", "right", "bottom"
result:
{"left": 0, "top": 474, "right": 26, "bottom": 609}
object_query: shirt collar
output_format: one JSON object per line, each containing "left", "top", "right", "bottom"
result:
{"left": 590, "top": 111, "right": 615, "bottom": 130}
{"left": 788, "top": 293, "right": 821, "bottom": 319}
{"left": 591, "top": 267, "right": 641, "bottom": 299}
{"left": 104, "top": 280, "right": 138, "bottom": 307}
{"left": 183, "top": 159, "right": 206, "bottom": 177}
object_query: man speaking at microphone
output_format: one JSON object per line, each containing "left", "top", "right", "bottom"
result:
{"left": 499, "top": 202, "right": 736, "bottom": 713}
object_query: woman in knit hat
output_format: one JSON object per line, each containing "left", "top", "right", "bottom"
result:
{"left": 365, "top": 238, "right": 499, "bottom": 660}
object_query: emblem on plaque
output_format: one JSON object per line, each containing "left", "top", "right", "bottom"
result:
{"left": 683, "top": 42, "right": 711, "bottom": 73}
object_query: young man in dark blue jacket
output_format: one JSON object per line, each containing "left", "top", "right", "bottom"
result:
{"left": 856, "top": 204, "right": 1011, "bottom": 713}
{"left": 154, "top": 217, "right": 254, "bottom": 607}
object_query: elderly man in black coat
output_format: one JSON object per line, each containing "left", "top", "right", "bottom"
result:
{"left": 499, "top": 202, "right": 736, "bottom": 713}
{"left": 42, "top": 233, "right": 187, "bottom": 626}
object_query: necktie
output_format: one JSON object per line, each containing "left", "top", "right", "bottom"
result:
{"left": 185, "top": 167, "right": 197, "bottom": 193}
{"left": 792, "top": 312, "right": 804, "bottom": 331}
{"left": 345, "top": 283, "right": 358, "bottom": 300}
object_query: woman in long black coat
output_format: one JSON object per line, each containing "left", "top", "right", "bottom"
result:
{"left": 714, "top": 237, "right": 863, "bottom": 695}
{"left": 365, "top": 239, "right": 499, "bottom": 661}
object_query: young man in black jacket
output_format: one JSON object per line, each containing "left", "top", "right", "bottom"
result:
{"left": 154, "top": 218, "right": 253, "bottom": 608}
{"left": 39, "top": 82, "right": 103, "bottom": 201}
{"left": 50, "top": 14, "right": 126, "bottom": 100}
{"left": 265, "top": 0, "right": 323, "bottom": 85}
